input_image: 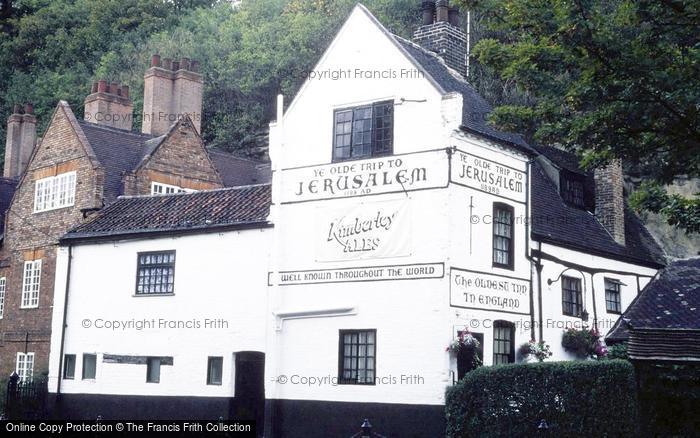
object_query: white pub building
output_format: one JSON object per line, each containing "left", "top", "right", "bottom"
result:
{"left": 46, "top": 3, "right": 665, "bottom": 437}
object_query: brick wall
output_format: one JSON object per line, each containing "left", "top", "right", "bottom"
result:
{"left": 414, "top": 21, "right": 468, "bottom": 77}
{"left": 0, "top": 104, "right": 102, "bottom": 377}
{"left": 131, "top": 118, "right": 222, "bottom": 196}
{"left": 594, "top": 159, "right": 626, "bottom": 246}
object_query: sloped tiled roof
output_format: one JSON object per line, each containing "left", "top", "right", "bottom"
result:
{"left": 607, "top": 258, "right": 700, "bottom": 360}
{"left": 609, "top": 258, "right": 700, "bottom": 336}
{"left": 394, "top": 36, "right": 535, "bottom": 156}
{"left": 208, "top": 149, "right": 271, "bottom": 186}
{"left": 64, "top": 184, "right": 271, "bottom": 240}
{"left": 531, "top": 161, "right": 665, "bottom": 267}
{"left": 0, "top": 177, "right": 18, "bottom": 234}
{"left": 77, "top": 120, "right": 160, "bottom": 203}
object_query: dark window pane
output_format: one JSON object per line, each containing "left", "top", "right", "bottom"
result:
{"left": 82, "top": 354, "right": 96, "bottom": 380}
{"left": 207, "top": 357, "right": 223, "bottom": 385}
{"left": 136, "top": 251, "right": 176, "bottom": 295}
{"left": 493, "top": 204, "right": 514, "bottom": 269}
{"left": 605, "top": 279, "right": 622, "bottom": 313}
{"left": 339, "top": 330, "right": 376, "bottom": 385}
{"left": 63, "top": 354, "right": 76, "bottom": 379}
{"left": 562, "top": 276, "right": 583, "bottom": 317}
{"left": 147, "top": 358, "right": 161, "bottom": 383}
{"left": 493, "top": 322, "right": 515, "bottom": 364}
{"left": 333, "top": 101, "right": 393, "bottom": 161}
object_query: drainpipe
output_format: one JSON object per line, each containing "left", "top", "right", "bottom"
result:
{"left": 55, "top": 244, "right": 73, "bottom": 399}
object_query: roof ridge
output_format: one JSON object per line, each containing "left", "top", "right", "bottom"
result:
{"left": 207, "top": 148, "right": 266, "bottom": 164}
{"left": 392, "top": 34, "right": 473, "bottom": 87}
{"left": 115, "top": 183, "right": 272, "bottom": 200}
{"left": 77, "top": 119, "right": 156, "bottom": 139}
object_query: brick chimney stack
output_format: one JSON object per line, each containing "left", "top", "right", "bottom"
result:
{"left": 142, "top": 54, "right": 204, "bottom": 136}
{"left": 595, "top": 160, "right": 626, "bottom": 246}
{"left": 4, "top": 103, "right": 37, "bottom": 178}
{"left": 84, "top": 80, "right": 134, "bottom": 131}
{"left": 414, "top": 1, "right": 468, "bottom": 77}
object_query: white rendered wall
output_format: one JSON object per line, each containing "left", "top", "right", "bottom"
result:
{"left": 48, "top": 228, "right": 271, "bottom": 397}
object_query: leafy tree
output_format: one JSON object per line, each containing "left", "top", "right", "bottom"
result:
{"left": 457, "top": 0, "right": 700, "bottom": 233}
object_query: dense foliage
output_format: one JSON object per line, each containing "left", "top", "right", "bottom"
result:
{"left": 458, "top": 0, "right": 700, "bottom": 233}
{"left": 445, "top": 360, "right": 638, "bottom": 437}
{"left": 0, "top": 0, "right": 419, "bottom": 158}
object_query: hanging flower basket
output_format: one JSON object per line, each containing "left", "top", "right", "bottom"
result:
{"left": 562, "top": 327, "right": 608, "bottom": 359}
{"left": 517, "top": 340, "right": 553, "bottom": 362}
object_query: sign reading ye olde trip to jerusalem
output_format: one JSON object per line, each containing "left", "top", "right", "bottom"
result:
{"left": 280, "top": 149, "right": 448, "bottom": 203}
{"left": 450, "top": 268, "right": 530, "bottom": 315}
{"left": 316, "top": 200, "right": 411, "bottom": 262}
{"left": 451, "top": 150, "right": 526, "bottom": 203}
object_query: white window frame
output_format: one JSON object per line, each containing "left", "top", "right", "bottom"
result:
{"left": 16, "top": 352, "right": 35, "bottom": 382}
{"left": 0, "top": 277, "right": 6, "bottom": 318}
{"left": 21, "top": 260, "right": 41, "bottom": 309}
{"left": 34, "top": 171, "right": 77, "bottom": 213}
{"left": 151, "top": 182, "right": 196, "bottom": 195}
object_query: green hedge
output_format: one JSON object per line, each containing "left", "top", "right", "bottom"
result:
{"left": 445, "top": 360, "right": 638, "bottom": 437}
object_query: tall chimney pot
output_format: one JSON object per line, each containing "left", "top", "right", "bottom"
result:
{"left": 436, "top": 0, "right": 449, "bottom": 22}
{"left": 190, "top": 60, "right": 200, "bottom": 72}
{"left": 121, "top": 85, "right": 129, "bottom": 98}
{"left": 13, "top": 104, "right": 22, "bottom": 114}
{"left": 448, "top": 7, "right": 460, "bottom": 26}
{"left": 151, "top": 54, "right": 161, "bottom": 68}
{"left": 110, "top": 82, "right": 119, "bottom": 95}
{"left": 24, "top": 103, "right": 33, "bottom": 114}
{"left": 91, "top": 82, "right": 98, "bottom": 93}
{"left": 172, "top": 60, "right": 180, "bottom": 71}
{"left": 421, "top": 1, "right": 436, "bottom": 25}
{"left": 162, "top": 58, "right": 172, "bottom": 70}
{"left": 180, "top": 57, "right": 190, "bottom": 71}
{"left": 97, "top": 80, "right": 108, "bottom": 93}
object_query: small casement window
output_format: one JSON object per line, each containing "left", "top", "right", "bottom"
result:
{"left": 82, "top": 354, "right": 97, "bottom": 380}
{"left": 151, "top": 182, "right": 196, "bottom": 195}
{"left": 16, "top": 352, "right": 35, "bottom": 382}
{"left": 333, "top": 100, "right": 393, "bottom": 161}
{"left": 207, "top": 357, "right": 223, "bottom": 385}
{"left": 0, "top": 276, "right": 6, "bottom": 318}
{"left": 338, "top": 329, "right": 376, "bottom": 385}
{"left": 63, "top": 354, "right": 76, "bottom": 379}
{"left": 492, "top": 321, "right": 515, "bottom": 365}
{"left": 605, "top": 278, "right": 622, "bottom": 314}
{"left": 492, "top": 203, "right": 514, "bottom": 270}
{"left": 21, "top": 260, "right": 41, "bottom": 309}
{"left": 560, "top": 172, "right": 586, "bottom": 208}
{"left": 136, "top": 251, "right": 176, "bottom": 295}
{"left": 562, "top": 276, "right": 583, "bottom": 317}
{"left": 34, "top": 171, "right": 77, "bottom": 213}
{"left": 147, "top": 357, "right": 161, "bottom": 383}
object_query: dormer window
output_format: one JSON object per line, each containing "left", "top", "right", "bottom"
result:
{"left": 560, "top": 172, "right": 585, "bottom": 208}
{"left": 333, "top": 100, "right": 393, "bottom": 161}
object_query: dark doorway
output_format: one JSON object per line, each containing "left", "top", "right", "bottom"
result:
{"left": 457, "top": 332, "right": 484, "bottom": 380}
{"left": 233, "top": 351, "right": 265, "bottom": 437}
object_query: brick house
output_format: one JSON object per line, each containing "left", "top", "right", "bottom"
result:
{"left": 0, "top": 57, "right": 268, "bottom": 380}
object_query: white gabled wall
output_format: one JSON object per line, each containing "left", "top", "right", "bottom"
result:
{"left": 48, "top": 228, "right": 271, "bottom": 397}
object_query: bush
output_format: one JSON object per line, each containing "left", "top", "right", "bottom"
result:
{"left": 445, "top": 360, "right": 638, "bottom": 437}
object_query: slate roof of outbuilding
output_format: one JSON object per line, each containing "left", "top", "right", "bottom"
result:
{"left": 63, "top": 184, "right": 271, "bottom": 240}
{"left": 608, "top": 258, "right": 700, "bottom": 340}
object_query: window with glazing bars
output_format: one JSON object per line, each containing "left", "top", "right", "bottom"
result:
{"left": 560, "top": 174, "right": 585, "bottom": 208}
{"left": 492, "top": 203, "right": 514, "bottom": 270}
{"left": 562, "top": 276, "right": 583, "bottom": 317}
{"left": 493, "top": 321, "right": 515, "bottom": 364}
{"left": 338, "top": 330, "right": 376, "bottom": 385}
{"left": 605, "top": 278, "right": 622, "bottom": 314}
{"left": 136, "top": 251, "right": 176, "bottom": 295}
{"left": 333, "top": 101, "right": 393, "bottom": 161}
